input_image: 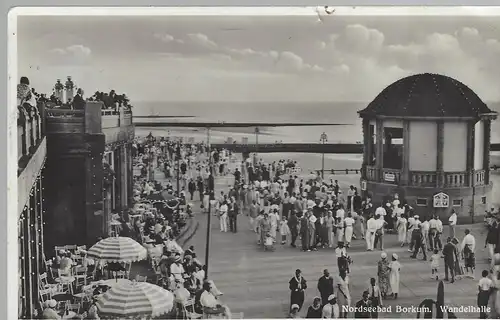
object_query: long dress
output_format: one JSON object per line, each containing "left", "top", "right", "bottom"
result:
{"left": 377, "top": 259, "right": 391, "bottom": 296}
{"left": 397, "top": 217, "right": 407, "bottom": 244}
{"left": 336, "top": 276, "right": 351, "bottom": 316}
{"left": 259, "top": 218, "right": 272, "bottom": 247}
{"left": 389, "top": 261, "right": 401, "bottom": 295}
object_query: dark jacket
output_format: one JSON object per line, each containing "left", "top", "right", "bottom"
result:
{"left": 354, "top": 299, "right": 372, "bottom": 318}
{"left": 317, "top": 275, "right": 334, "bottom": 298}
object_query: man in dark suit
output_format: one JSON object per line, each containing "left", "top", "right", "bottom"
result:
{"left": 317, "top": 269, "right": 334, "bottom": 306}
{"left": 288, "top": 212, "right": 299, "bottom": 248}
{"left": 442, "top": 237, "right": 456, "bottom": 283}
{"left": 354, "top": 291, "right": 372, "bottom": 318}
{"left": 73, "top": 88, "right": 86, "bottom": 110}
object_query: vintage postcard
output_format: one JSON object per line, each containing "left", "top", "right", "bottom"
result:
{"left": 10, "top": 6, "right": 500, "bottom": 319}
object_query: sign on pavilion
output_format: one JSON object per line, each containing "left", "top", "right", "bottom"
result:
{"left": 433, "top": 192, "right": 450, "bottom": 208}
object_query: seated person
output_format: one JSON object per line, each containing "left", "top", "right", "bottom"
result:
{"left": 170, "top": 255, "right": 185, "bottom": 283}
{"left": 183, "top": 255, "right": 197, "bottom": 275}
{"left": 59, "top": 252, "right": 74, "bottom": 273}
{"left": 42, "top": 299, "right": 60, "bottom": 319}
{"left": 174, "top": 280, "right": 192, "bottom": 307}
{"left": 199, "top": 281, "right": 231, "bottom": 318}
{"left": 185, "top": 272, "right": 202, "bottom": 294}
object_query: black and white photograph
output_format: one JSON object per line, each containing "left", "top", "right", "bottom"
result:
{"left": 12, "top": 7, "right": 500, "bottom": 319}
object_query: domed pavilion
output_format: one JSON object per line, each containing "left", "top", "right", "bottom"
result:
{"left": 358, "top": 73, "right": 498, "bottom": 219}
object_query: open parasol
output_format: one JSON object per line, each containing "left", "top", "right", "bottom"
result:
{"left": 96, "top": 281, "right": 174, "bottom": 318}
{"left": 87, "top": 237, "right": 147, "bottom": 263}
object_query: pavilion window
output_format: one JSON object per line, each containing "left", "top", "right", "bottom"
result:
{"left": 368, "top": 124, "right": 376, "bottom": 165}
{"left": 383, "top": 127, "right": 403, "bottom": 170}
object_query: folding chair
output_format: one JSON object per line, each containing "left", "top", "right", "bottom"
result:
{"left": 74, "top": 265, "right": 91, "bottom": 290}
{"left": 54, "top": 246, "right": 66, "bottom": 254}
{"left": 56, "top": 269, "right": 75, "bottom": 295}
{"left": 66, "top": 303, "right": 81, "bottom": 314}
{"left": 39, "top": 272, "right": 59, "bottom": 294}
{"left": 39, "top": 288, "right": 53, "bottom": 305}
{"left": 183, "top": 299, "right": 202, "bottom": 320}
{"left": 65, "top": 245, "right": 77, "bottom": 253}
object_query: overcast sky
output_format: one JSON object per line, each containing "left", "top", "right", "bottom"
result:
{"left": 17, "top": 14, "right": 500, "bottom": 102}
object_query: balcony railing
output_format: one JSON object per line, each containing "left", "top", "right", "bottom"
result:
{"left": 411, "top": 171, "right": 437, "bottom": 187}
{"left": 367, "top": 167, "right": 487, "bottom": 188}
{"left": 46, "top": 106, "right": 133, "bottom": 133}
{"left": 18, "top": 102, "right": 44, "bottom": 174}
{"left": 474, "top": 170, "right": 486, "bottom": 186}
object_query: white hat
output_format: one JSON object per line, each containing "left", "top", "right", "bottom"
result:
{"left": 291, "top": 304, "right": 300, "bottom": 310}
{"left": 328, "top": 294, "right": 336, "bottom": 301}
{"left": 47, "top": 299, "right": 57, "bottom": 308}
{"left": 414, "top": 215, "right": 419, "bottom": 219}
{"left": 381, "top": 252, "right": 387, "bottom": 259}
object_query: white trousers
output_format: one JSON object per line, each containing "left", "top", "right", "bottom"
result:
{"left": 220, "top": 215, "right": 228, "bottom": 232}
{"left": 345, "top": 227, "right": 353, "bottom": 244}
{"left": 366, "top": 231, "right": 375, "bottom": 250}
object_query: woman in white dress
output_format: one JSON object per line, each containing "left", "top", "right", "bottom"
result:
{"left": 389, "top": 253, "right": 401, "bottom": 299}
{"left": 336, "top": 271, "right": 351, "bottom": 318}
{"left": 343, "top": 213, "right": 355, "bottom": 248}
{"left": 396, "top": 214, "right": 407, "bottom": 247}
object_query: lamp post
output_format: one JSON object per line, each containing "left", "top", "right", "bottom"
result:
{"left": 254, "top": 127, "right": 260, "bottom": 166}
{"left": 175, "top": 144, "right": 181, "bottom": 195}
{"left": 320, "top": 132, "right": 328, "bottom": 180}
{"left": 204, "top": 127, "right": 212, "bottom": 280}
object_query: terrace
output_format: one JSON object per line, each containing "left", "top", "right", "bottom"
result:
{"left": 44, "top": 103, "right": 134, "bottom": 144}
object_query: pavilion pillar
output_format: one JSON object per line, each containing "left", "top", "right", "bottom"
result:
{"left": 483, "top": 119, "right": 491, "bottom": 185}
{"left": 375, "top": 118, "right": 384, "bottom": 182}
{"left": 362, "top": 118, "right": 370, "bottom": 179}
{"left": 401, "top": 120, "right": 410, "bottom": 186}
{"left": 436, "top": 120, "right": 444, "bottom": 188}
{"left": 466, "top": 121, "right": 476, "bottom": 186}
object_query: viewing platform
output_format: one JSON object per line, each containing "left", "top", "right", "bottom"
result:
{"left": 45, "top": 105, "right": 134, "bottom": 145}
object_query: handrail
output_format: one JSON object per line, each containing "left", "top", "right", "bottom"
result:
{"left": 18, "top": 102, "right": 45, "bottom": 174}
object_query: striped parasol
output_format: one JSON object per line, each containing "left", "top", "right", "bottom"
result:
{"left": 87, "top": 237, "right": 147, "bottom": 263}
{"left": 96, "top": 281, "right": 174, "bottom": 317}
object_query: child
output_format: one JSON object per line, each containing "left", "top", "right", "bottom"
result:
{"left": 280, "top": 216, "right": 291, "bottom": 245}
{"left": 430, "top": 249, "right": 440, "bottom": 280}
{"left": 264, "top": 232, "right": 275, "bottom": 251}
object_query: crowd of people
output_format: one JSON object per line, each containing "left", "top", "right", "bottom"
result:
{"left": 184, "top": 145, "right": 500, "bottom": 318}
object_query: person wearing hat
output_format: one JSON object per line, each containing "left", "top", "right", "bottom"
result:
{"left": 306, "top": 296, "right": 323, "bottom": 318}
{"left": 288, "top": 211, "right": 299, "bottom": 248}
{"left": 448, "top": 209, "right": 458, "bottom": 239}
{"left": 300, "top": 212, "right": 311, "bottom": 252}
{"left": 377, "top": 252, "right": 390, "bottom": 299}
{"left": 170, "top": 255, "right": 185, "bottom": 283}
{"left": 86, "top": 296, "right": 100, "bottom": 320}
{"left": 42, "top": 299, "right": 60, "bottom": 319}
{"left": 354, "top": 291, "right": 371, "bottom": 318}
{"left": 289, "top": 269, "right": 307, "bottom": 312}
{"left": 322, "top": 294, "right": 340, "bottom": 318}
{"left": 367, "top": 277, "right": 382, "bottom": 318}
{"left": 317, "top": 269, "right": 334, "bottom": 307}
{"left": 388, "top": 253, "right": 401, "bottom": 299}
{"left": 290, "top": 304, "right": 301, "bottom": 318}
{"left": 410, "top": 224, "right": 428, "bottom": 261}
